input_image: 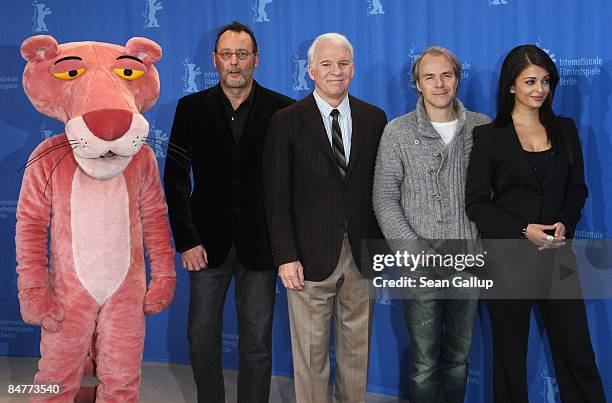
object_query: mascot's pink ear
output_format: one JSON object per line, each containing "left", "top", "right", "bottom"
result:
{"left": 20, "top": 35, "right": 59, "bottom": 63}
{"left": 125, "top": 37, "right": 162, "bottom": 66}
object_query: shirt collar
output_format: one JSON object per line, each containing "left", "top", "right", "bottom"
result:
{"left": 313, "top": 90, "right": 350, "bottom": 118}
{"left": 220, "top": 82, "right": 256, "bottom": 111}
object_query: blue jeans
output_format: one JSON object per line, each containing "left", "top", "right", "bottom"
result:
{"left": 187, "top": 247, "right": 276, "bottom": 403}
{"left": 403, "top": 297, "right": 478, "bottom": 403}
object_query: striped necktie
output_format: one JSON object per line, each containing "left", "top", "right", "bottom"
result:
{"left": 330, "top": 109, "right": 347, "bottom": 178}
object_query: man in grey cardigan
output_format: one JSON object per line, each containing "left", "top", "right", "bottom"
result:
{"left": 373, "top": 46, "right": 490, "bottom": 403}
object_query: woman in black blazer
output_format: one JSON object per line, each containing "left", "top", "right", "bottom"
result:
{"left": 465, "top": 45, "right": 605, "bottom": 403}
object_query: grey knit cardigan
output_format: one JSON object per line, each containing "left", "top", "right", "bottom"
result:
{"left": 373, "top": 97, "right": 491, "bottom": 241}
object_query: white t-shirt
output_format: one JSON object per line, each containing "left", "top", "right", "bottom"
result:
{"left": 431, "top": 119, "right": 458, "bottom": 145}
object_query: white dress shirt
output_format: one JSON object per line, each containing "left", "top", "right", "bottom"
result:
{"left": 313, "top": 90, "right": 353, "bottom": 163}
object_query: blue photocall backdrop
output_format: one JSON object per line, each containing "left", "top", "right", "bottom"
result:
{"left": 0, "top": 1, "right": 610, "bottom": 401}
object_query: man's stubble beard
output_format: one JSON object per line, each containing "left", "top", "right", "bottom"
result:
{"left": 221, "top": 68, "right": 253, "bottom": 89}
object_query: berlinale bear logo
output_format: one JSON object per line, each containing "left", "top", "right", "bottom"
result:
{"left": 144, "top": 0, "right": 163, "bottom": 28}
{"left": 32, "top": 1, "right": 51, "bottom": 32}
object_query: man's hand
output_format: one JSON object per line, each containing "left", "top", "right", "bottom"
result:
{"left": 181, "top": 244, "right": 208, "bottom": 271}
{"left": 425, "top": 247, "right": 439, "bottom": 257}
{"left": 279, "top": 261, "right": 305, "bottom": 291}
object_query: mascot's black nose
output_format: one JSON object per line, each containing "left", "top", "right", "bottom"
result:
{"left": 82, "top": 109, "right": 133, "bottom": 141}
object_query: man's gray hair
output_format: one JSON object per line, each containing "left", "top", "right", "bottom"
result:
{"left": 411, "top": 46, "right": 462, "bottom": 89}
{"left": 307, "top": 33, "right": 354, "bottom": 66}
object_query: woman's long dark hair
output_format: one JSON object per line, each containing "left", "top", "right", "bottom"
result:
{"left": 494, "top": 44, "right": 572, "bottom": 161}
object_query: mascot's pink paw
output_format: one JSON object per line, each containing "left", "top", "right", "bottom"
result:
{"left": 18, "top": 287, "right": 64, "bottom": 332}
{"left": 143, "top": 276, "right": 176, "bottom": 315}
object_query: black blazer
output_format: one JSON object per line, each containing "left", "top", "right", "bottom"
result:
{"left": 163, "top": 82, "right": 294, "bottom": 269}
{"left": 465, "top": 117, "right": 588, "bottom": 239}
{"left": 263, "top": 94, "right": 387, "bottom": 281}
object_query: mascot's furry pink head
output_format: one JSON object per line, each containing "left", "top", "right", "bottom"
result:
{"left": 21, "top": 35, "right": 161, "bottom": 179}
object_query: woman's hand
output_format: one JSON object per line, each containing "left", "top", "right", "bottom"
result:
{"left": 525, "top": 222, "right": 566, "bottom": 250}
{"left": 554, "top": 222, "right": 566, "bottom": 238}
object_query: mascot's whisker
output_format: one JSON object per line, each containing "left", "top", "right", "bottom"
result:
{"left": 144, "top": 138, "right": 190, "bottom": 160}
{"left": 23, "top": 139, "right": 76, "bottom": 161}
{"left": 43, "top": 145, "right": 78, "bottom": 195}
{"left": 21, "top": 140, "right": 78, "bottom": 171}
{"left": 143, "top": 138, "right": 191, "bottom": 161}
{"left": 143, "top": 137, "right": 188, "bottom": 152}
{"left": 142, "top": 143, "right": 190, "bottom": 171}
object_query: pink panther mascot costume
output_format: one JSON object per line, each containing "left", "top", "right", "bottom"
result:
{"left": 16, "top": 35, "right": 176, "bottom": 402}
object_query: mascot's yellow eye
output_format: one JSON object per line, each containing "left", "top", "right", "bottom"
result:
{"left": 52, "top": 68, "right": 86, "bottom": 80}
{"left": 113, "top": 68, "right": 145, "bottom": 81}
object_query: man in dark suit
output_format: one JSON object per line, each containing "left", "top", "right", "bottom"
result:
{"left": 263, "top": 33, "right": 387, "bottom": 403}
{"left": 163, "top": 21, "right": 293, "bottom": 403}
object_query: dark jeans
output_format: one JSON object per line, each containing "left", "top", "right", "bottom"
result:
{"left": 403, "top": 297, "right": 478, "bottom": 403}
{"left": 487, "top": 299, "right": 606, "bottom": 403}
{"left": 187, "top": 246, "right": 276, "bottom": 403}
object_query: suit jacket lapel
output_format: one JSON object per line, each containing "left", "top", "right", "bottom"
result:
{"left": 205, "top": 84, "right": 236, "bottom": 150}
{"left": 299, "top": 94, "right": 336, "bottom": 163}
{"left": 345, "top": 95, "right": 362, "bottom": 180}
{"left": 501, "top": 122, "right": 539, "bottom": 189}
{"left": 238, "top": 82, "right": 267, "bottom": 148}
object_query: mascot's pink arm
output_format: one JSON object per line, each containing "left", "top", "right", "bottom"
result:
{"left": 138, "top": 146, "right": 176, "bottom": 314}
{"left": 15, "top": 138, "right": 64, "bottom": 331}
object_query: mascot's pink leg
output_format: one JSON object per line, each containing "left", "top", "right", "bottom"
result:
{"left": 94, "top": 276, "right": 146, "bottom": 402}
{"left": 74, "top": 338, "right": 97, "bottom": 403}
{"left": 31, "top": 290, "right": 98, "bottom": 402}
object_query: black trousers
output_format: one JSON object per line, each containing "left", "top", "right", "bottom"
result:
{"left": 187, "top": 247, "right": 277, "bottom": 403}
{"left": 487, "top": 299, "right": 606, "bottom": 403}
